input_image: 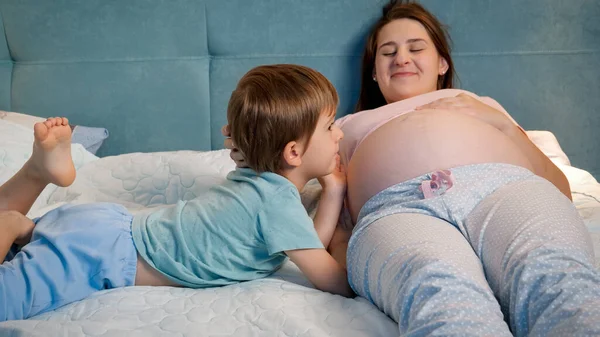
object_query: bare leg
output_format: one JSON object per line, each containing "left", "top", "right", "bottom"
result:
{"left": 0, "top": 117, "right": 76, "bottom": 215}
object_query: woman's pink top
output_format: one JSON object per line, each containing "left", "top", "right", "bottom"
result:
{"left": 337, "top": 89, "right": 532, "bottom": 222}
{"left": 335, "top": 89, "right": 518, "bottom": 165}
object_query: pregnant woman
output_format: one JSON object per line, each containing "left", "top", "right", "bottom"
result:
{"left": 224, "top": 1, "right": 600, "bottom": 335}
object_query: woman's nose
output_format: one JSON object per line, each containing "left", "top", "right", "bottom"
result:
{"left": 395, "top": 49, "right": 409, "bottom": 65}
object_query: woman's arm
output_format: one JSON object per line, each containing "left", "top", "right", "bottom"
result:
{"left": 417, "top": 94, "right": 572, "bottom": 200}
{"left": 500, "top": 123, "right": 571, "bottom": 199}
{"left": 478, "top": 95, "right": 571, "bottom": 199}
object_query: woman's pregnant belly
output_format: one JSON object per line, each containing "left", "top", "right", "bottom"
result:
{"left": 346, "top": 109, "right": 534, "bottom": 222}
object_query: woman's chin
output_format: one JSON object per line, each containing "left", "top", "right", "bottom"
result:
{"left": 386, "top": 86, "right": 432, "bottom": 102}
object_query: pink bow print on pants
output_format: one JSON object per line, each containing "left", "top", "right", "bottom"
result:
{"left": 420, "top": 169, "right": 455, "bottom": 199}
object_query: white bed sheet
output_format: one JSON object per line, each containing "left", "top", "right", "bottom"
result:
{"left": 1, "top": 264, "right": 396, "bottom": 337}
{"left": 1, "top": 119, "right": 599, "bottom": 336}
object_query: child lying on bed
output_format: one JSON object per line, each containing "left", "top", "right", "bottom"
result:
{"left": 0, "top": 64, "right": 353, "bottom": 321}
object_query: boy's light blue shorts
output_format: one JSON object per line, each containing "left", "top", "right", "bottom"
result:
{"left": 1, "top": 203, "right": 137, "bottom": 321}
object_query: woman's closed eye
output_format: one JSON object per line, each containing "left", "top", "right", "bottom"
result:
{"left": 379, "top": 46, "right": 397, "bottom": 56}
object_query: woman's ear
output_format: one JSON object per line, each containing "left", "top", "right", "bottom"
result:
{"left": 282, "top": 140, "right": 303, "bottom": 168}
{"left": 439, "top": 57, "right": 449, "bottom": 75}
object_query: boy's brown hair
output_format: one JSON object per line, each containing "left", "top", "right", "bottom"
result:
{"left": 227, "top": 64, "right": 338, "bottom": 173}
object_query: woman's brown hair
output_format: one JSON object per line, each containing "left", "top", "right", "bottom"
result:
{"left": 355, "top": 0, "right": 455, "bottom": 112}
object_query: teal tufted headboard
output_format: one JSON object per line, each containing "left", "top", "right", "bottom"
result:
{"left": 0, "top": 0, "right": 598, "bottom": 177}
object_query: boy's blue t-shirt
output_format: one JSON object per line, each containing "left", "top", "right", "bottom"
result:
{"left": 131, "top": 168, "right": 324, "bottom": 288}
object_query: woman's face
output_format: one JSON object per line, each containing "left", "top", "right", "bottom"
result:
{"left": 374, "top": 18, "right": 448, "bottom": 103}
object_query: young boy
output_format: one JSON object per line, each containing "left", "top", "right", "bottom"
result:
{"left": 0, "top": 64, "right": 352, "bottom": 321}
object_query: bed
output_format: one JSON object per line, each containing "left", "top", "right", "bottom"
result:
{"left": 0, "top": 118, "right": 599, "bottom": 336}
{"left": 1, "top": 0, "right": 599, "bottom": 336}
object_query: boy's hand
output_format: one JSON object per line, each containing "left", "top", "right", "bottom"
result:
{"left": 317, "top": 155, "right": 346, "bottom": 196}
{"left": 221, "top": 124, "right": 249, "bottom": 168}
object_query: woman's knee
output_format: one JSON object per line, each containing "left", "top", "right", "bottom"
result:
{"left": 347, "top": 213, "right": 505, "bottom": 327}
{"left": 467, "top": 178, "right": 594, "bottom": 270}
{"left": 348, "top": 213, "right": 491, "bottom": 298}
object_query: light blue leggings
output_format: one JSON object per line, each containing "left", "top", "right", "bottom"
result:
{"left": 347, "top": 163, "right": 600, "bottom": 336}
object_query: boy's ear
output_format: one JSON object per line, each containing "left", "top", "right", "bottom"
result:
{"left": 282, "top": 140, "right": 303, "bottom": 167}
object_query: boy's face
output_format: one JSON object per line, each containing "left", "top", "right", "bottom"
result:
{"left": 300, "top": 110, "right": 344, "bottom": 178}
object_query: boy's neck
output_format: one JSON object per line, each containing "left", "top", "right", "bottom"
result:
{"left": 277, "top": 168, "right": 310, "bottom": 191}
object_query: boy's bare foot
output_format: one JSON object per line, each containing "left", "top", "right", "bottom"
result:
{"left": 24, "top": 117, "right": 76, "bottom": 187}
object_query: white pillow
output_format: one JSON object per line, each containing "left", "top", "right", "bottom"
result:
{"left": 0, "top": 110, "right": 109, "bottom": 155}
{"left": 0, "top": 110, "right": 46, "bottom": 127}
{"left": 0, "top": 119, "right": 99, "bottom": 216}
{"left": 43, "top": 149, "right": 326, "bottom": 219}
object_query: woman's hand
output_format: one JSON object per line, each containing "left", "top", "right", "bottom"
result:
{"left": 317, "top": 155, "right": 346, "bottom": 197}
{"left": 416, "top": 93, "right": 513, "bottom": 132}
{"left": 221, "top": 124, "right": 248, "bottom": 168}
{"left": 418, "top": 94, "right": 572, "bottom": 199}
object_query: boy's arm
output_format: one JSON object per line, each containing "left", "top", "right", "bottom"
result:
{"left": 312, "top": 187, "right": 345, "bottom": 248}
{"left": 285, "top": 248, "right": 354, "bottom": 298}
{"left": 327, "top": 214, "right": 353, "bottom": 269}
{"left": 313, "top": 155, "right": 346, "bottom": 248}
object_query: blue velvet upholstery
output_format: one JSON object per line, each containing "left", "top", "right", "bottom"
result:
{"left": 0, "top": 12, "right": 11, "bottom": 110}
{"left": 0, "top": 0, "right": 598, "bottom": 177}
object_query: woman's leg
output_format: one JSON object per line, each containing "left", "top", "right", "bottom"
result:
{"left": 0, "top": 117, "right": 75, "bottom": 215}
{"left": 347, "top": 213, "right": 512, "bottom": 336}
{"left": 465, "top": 177, "right": 600, "bottom": 336}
